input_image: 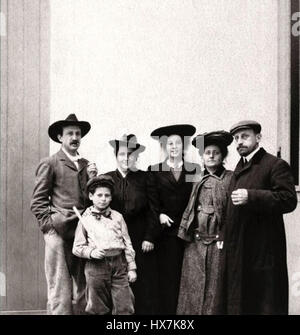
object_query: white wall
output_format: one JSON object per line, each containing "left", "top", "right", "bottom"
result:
{"left": 49, "top": 0, "right": 279, "bottom": 173}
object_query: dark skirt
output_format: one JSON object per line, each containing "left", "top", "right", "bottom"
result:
{"left": 156, "top": 234, "right": 184, "bottom": 315}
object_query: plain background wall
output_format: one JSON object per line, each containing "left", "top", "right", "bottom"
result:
{"left": 50, "top": 0, "right": 300, "bottom": 314}
{"left": 49, "top": 0, "right": 279, "bottom": 173}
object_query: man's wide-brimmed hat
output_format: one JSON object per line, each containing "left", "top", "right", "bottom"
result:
{"left": 151, "top": 124, "right": 196, "bottom": 140}
{"left": 229, "top": 120, "right": 261, "bottom": 135}
{"left": 109, "top": 134, "right": 145, "bottom": 153}
{"left": 87, "top": 174, "right": 115, "bottom": 193}
{"left": 48, "top": 114, "right": 91, "bottom": 143}
{"left": 192, "top": 130, "right": 233, "bottom": 149}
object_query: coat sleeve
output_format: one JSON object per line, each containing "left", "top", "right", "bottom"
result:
{"left": 72, "top": 220, "right": 95, "bottom": 259}
{"left": 146, "top": 165, "right": 170, "bottom": 223}
{"left": 30, "top": 160, "right": 54, "bottom": 233}
{"left": 120, "top": 215, "right": 137, "bottom": 271}
{"left": 247, "top": 159, "right": 297, "bottom": 214}
{"left": 143, "top": 171, "right": 163, "bottom": 243}
{"left": 177, "top": 182, "right": 198, "bottom": 242}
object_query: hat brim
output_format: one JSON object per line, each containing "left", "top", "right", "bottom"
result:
{"left": 192, "top": 131, "right": 233, "bottom": 148}
{"left": 151, "top": 124, "right": 196, "bottom": 139}
{"left": 48, "top": 120, "right": 91, "bottom": 143}
{"left": 87, "top": 175, "right": 115, "bottom": 192}
{"left": 108, "top": 140, "right": 145, "bottom": 153}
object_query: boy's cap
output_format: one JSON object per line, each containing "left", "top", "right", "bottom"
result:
{"left": 87, "top": 175, "right": 115, "bottom": 192}
{"left": 229, "top": 120, "right": 261, "bottom": 135}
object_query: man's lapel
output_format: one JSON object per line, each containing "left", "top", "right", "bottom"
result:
{"left": 78, "top": 158, "right": 88, "bottom": 173}
{"left": 58, "top": 149, "right": 78, "bottom": 172}
{"left": 234, "top": 148, "right": 266, "bottom": 177}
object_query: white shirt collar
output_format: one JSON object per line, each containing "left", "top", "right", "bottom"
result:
{"left": 166, "top": 159, "right": 183, "bottom": 169}
{"left": 117, "top": 167, "right": 128, "bottom": 178}
{"left": 62, "top": 148, "right": 81, "bottom": 167}
{"left": 244, "top": 145, "right": 260, "bottom": 162}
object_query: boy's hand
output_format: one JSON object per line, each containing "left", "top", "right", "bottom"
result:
{"left": 90, "top": 248, "right": 106, "bottom": 259}
{"left": 142, "top": 241, "right": 154, "bottom": 253}
{"left": 128, "top": 270, "right": 137, "bottom": 283}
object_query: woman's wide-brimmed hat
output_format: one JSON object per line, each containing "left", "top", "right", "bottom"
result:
{"left": 86, "top": 174, "right": 115, "bottom": 193}
{"left": 109, "top": 134, "right": 145, "bottom": 153}
{"left": 151, "top": 124, "right": 196, "bottom": 140}
{"left": 48, "top": 114, "right": 91, "bottom": 143}
{"left": 192, "top": 130, "right": 233, "bottom": 149}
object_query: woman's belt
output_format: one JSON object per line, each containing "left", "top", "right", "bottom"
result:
{"left": 193, "top": 230, "right": 223, "bottom": 249}
{"left": 196, "top": 205, "right": 215, "bottom": 214}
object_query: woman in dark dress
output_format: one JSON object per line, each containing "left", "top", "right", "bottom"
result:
{"left": 148, "top": 124, "right": 200, "bottom": 315}
{"left": 177, "top": 131, "right": 233, "bottom": 315}
{"left": 105, "top": 134, "right": 160, "bottom": 315}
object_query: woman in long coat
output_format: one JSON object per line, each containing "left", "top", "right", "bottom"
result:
{"left": 105, "top": 134, "right": 160, "bottom": 314}
{"left": 177, "top": 131, "right": 233, "bottom": 315}
{"left": 148, "top": 124, "right": 200, "bottom": 315}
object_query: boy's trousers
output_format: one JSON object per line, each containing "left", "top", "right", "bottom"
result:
{"left": 84, "top": 253, "right": 134, "bottom": 315}
{"left": 44, "top": 229, "right": 86, "bottom": 315}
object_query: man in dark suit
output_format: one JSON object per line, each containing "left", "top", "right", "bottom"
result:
{"left": 225, "top": 120, "right": 297, "bottom": 315}
{"left": 31, "top": 114, "right": 97, "bottom": 315}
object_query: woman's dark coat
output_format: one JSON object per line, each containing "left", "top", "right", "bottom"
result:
{"left": 148, "top": 160, "right": 201, "bottom": 314}
{"left": 225, "top": 148, "right": 297, "bottom": 315}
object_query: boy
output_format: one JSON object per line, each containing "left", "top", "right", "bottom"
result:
{"left": 72, "top": 174, "right": 137, "bottom": 315}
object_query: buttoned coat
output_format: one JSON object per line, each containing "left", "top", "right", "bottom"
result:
{"left": 147, "top": 160, "right": 201, "bottom": 314}
{"left": 31, "top": 149, "right": 90, "bottom": 239}
{"left": 225, "top": 148, "right": 297, "bottom": 315}
{"left": 177, "top": 168, "right": 233, "bottom": 315}
{"left": 148, "top": 160, "right": 201, "bottom": 236}
{"left": 178, "top": 169, "right": 233, "bottom": 242}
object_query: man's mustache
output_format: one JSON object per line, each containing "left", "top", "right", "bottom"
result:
{"left": 70, "top": 141, "right": 79, "bottom": 145}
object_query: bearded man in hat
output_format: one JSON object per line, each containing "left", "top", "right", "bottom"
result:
{"left": 224, "top": 120, "right": 297, "bottom": 315}
{"left": 30, "top": 114, "right": 97, "bottom": 315}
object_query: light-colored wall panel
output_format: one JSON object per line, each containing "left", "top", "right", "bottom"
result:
{"left": 50, "top": 0, "right": 279, "bottom": 174}
{"left": 6, "top": 0, "right": 25, "bottom": 310}
{"left": 0, "top": 0, "right": 8, "bottom": 310}
{"left": 0, "top": 0, "right": 49, "bottom": 312}
{"left": 38, "top": 0, "right": 50, "bottom": 308}
{"left": 23, "top": 0, "right": 41, "bottom": 309}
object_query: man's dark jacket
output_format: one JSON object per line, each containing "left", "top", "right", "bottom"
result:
{"left": 224, "top": 148, "right": 297, "bottom": 315}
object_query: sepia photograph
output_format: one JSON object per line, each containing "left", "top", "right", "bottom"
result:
{"left": 0, "top": 0, "right": 299, "bottom": 319}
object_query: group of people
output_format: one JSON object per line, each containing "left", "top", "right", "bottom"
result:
{"left": 30, "top": 114, "right": 298, "bottom": 315}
